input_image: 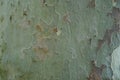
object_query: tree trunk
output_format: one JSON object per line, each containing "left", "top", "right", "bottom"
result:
{"left": 0, "top": 0, "right": 119, "bottom": 80}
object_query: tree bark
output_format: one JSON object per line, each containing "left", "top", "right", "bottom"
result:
{"left": 0, "top": 0, "right": 119, "bottom": 80}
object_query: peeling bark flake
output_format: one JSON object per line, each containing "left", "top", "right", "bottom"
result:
{"left": 96, "top": 24, "right": 120, "bottom": 52}
{"left": 107, "top": 7, "right": 120, "bottom": 21}
{"left": 88, "top": 60, "right": 106, "bottom": 80}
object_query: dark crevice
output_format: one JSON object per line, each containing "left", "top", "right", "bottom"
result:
{"left": 23, "top": 10, "right": 28, "bottom": 16}
{"left": 0, "top": 16, "right": 4, "bottom": 23}
{"left": 1, "top": 1, "right": 3, "bottom": 6}
{"left": 9, "top": 15, "right": 13, "bottom": 22}
{"left": 10, "top": 3, "right": 15, "bottom": 7}
{"left": 18, "top": 0, "right": 20, "bottom": 5}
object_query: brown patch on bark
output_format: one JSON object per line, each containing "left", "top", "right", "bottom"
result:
{"left": 97, "top": 6, "right": 120, "bottom": 52}
{"left": 33, "top": 45, "right": 49, "bottom": 61}
{"left": 33, "top": 45, "right": 48, "bottom": 54}
{"left": 87, "top": 0, "right": 95, "bottom": 8}
{"left": 35, "top": 24, "right": 43, "bottom": 32}
{"left": 112, "top": 0, "right": 117, "bottom": 3}
{"left": 107, "top": 7, "right": 120, "bottom": 21}
{"left": 96, "top": 39, "right": 104, "bottom": 52}
{"left": 53, "top": 27, "right": 58, "bottom": 33}
{"left": 63, "top": 13, "right": 71, "bottom": 23}
{"left": 32, "top": 33, "right": 49, "bottom": 61}
{"left": 87, "top": 60, "right": 106, "bottom": 80}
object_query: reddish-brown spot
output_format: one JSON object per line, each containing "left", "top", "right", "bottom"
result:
{"left": 35, "top": 24, "right": 43, "bottom": 32}
{"left": 53, "top": 27, "right": 58, "bottom": 33}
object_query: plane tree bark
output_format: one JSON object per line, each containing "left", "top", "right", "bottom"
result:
{"left": 0, "top": 0, "right": 119, "bottom": 80}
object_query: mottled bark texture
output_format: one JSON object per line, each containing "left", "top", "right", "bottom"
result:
{"left": 0, "top": 0, "right": 120, "bottom": 80}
